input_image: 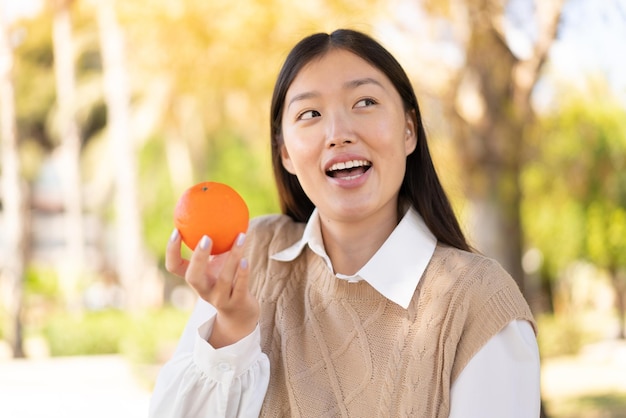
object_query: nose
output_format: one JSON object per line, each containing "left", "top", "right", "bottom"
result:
{"left": 325, "top": 111, "right": 355, "bottom": 148}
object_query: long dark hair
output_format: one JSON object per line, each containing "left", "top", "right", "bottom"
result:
{"left": 270, "top": 29, "right": 471, "bottom": 252}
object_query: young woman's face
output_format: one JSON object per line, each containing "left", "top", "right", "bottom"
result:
{"left": 280, "top": 48, "right": 417, "bottom": 223}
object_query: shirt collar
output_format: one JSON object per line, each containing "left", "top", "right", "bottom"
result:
{"left": 271, "top": 207, "right": 437, "bottom": 309}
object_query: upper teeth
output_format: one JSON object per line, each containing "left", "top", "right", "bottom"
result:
{"left": 328, "top": 160, "right": 371, "bottom": 171}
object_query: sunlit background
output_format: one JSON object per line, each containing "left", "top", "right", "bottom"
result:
{"left": 1, "top": 0, "right": 625, "bottom": 417}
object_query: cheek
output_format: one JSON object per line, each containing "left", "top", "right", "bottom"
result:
{"left": 368, "top": 120, "right": 404, "bottom": 152}
{"left": 282, "top": 130, "right": 320, "bottom": 167}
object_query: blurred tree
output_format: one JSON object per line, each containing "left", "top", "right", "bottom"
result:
{"left": 390, "top": 5, "right": 565, "bottom": 414}
{"left": 50, "top": 0, "right": 85, "bottom": 308}
{"left": 525, "top": 93, "right": 626, "bottom": 337}
{"left": 12, "top": 13, "right": 56, "bottom": 154}
{"left": 94, "top": 0, "right": 153, "bottom": 309}
{"left": 12, "top": 2, "right": 106, "bottom": 278}
{"left": 0, "top": 4, "right": 27, "bottom": 357}
{"left": 409, "top": 0, "right": 565, "bottom": 294}
{"left": 9, "top": 0, "right": 388, "bottom": 310}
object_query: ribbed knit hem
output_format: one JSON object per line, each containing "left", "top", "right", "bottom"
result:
{"left": 451, "top": 283, "right": 535, "bottom": 382}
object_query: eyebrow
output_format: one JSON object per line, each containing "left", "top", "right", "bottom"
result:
{"left": 287, "top": 77, "right": 384, "bottom": 110}
{"left": 344, "top": 77, "right": 383, "bottom": 90}
{"left": 287, "top": 92, "right": 319, "bottom": 110}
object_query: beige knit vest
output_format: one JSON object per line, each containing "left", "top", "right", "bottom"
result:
{"left": 245, "top": 215, "right": 536, "bottom": 418}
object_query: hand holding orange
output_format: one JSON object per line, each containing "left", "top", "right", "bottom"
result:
{"left": 173, "top": 181, "right": 249, "bottom": 254}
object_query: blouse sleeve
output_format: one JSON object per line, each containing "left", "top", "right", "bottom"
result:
{"left": 148, "top": 299, "right": 270, "bottom": 418}
{"left": 448, "top": 319, "right": 540, "bottom": 418}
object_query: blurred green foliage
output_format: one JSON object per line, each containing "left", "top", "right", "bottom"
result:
{"left": 138, "top": 135, "right": 179, "bottom": 261}
{"left": 22, "top": 267, "right": 189, "bottom": 363}
{"left": 34, "top": 307, "right": 188, "bottom": 363}
{"left": 546, "top": 392, "right": 626, "bottom": 418}
{"left": 203, "top": 129, "right": 279, "bottom": 217}
{"left": 120, "top": 308, "right": 189, "bottom": 364}
{"left": 138, "top": 129, "right": 280, "bottom": 265}
{"left": 42, "top": 309, "right": 129, "bottom": 356}
{"left": 536, "top": 313, "right": 601, "bottom": 358}
{"left": 24, "top": 266, "right": 60, "bottom": 299}
{"left": 523, "top": 91, "right": 626, "bottom": 282}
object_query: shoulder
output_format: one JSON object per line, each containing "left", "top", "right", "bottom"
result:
{"left": 429, "top": 244, "right": 518, "bottom": 294}
{"left": 427, "top": 244, "right": 535, "bottom": 331}
{"left": 428, "top": 245, "right": 537, "bottom": 381}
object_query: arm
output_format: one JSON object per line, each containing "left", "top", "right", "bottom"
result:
{"left": 149, "top": 230, "right": 269, "bottom": 417}
{"left": 148, "top": 299, "right": 269, "bottom": 418}
{"left": 448, "top": 320, "right": 540, "bottom": 418}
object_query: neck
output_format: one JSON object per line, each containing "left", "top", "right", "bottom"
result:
{"left": 319, "top": 205, "right": 400, "bottom": 275}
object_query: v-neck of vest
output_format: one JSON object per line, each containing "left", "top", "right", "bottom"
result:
{"left": 304, "top": 248, "right": 388, "bottom": 303}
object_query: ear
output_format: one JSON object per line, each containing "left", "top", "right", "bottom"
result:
{"left": 281, "top": 144, "right": 297, "bottom": 174}
{"left": 404, "top": 111, "right": 418, "bottom": 155}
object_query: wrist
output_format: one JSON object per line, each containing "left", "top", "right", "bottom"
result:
{"left": 208, "top": 315, "right": 256, "bottom": 348}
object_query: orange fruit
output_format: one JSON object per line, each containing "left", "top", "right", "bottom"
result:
{"left": 173, "top": 181, "right": 249, "bottom": 254}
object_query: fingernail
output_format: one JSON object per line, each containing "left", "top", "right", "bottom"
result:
{"left": 199, "top": 235, "right": 211, "bottom": 250}
{"left": 236, "top": 233, "right": 246, "bottom": 247}
{"left": 240, "top": 258, "right": 248, "bottom": 269}
{"left": 169, "top": 229, "right": 179, "bottom": 242}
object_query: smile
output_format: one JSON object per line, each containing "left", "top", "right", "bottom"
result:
{"left": 325, "top": 160, "right": 372, "bottom": 179}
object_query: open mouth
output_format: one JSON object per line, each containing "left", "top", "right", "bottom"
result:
{"left": 325, "top": 159, "right": 372, "bottom": 179}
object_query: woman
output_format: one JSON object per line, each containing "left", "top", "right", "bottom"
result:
{"left": 150, "top": 29, "right": 540, "bottom": 417}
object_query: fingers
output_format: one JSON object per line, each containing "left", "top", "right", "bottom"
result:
{"left": 170, "top": 230, "right": 250, "bottom": 310}
{"left": 210, "top": 233, "right": 248, "bottom": 305}
{"left": 165, "top": 229, "right": 189, "bottom": 277}
{"left": 229, "top": 233, "right": 250, "bottom": 299}
{"left": 186, "top": 235, "right": 214, "bottom": 295}
{"left": 231, "top": 257, "right": 250, "bottom": 300}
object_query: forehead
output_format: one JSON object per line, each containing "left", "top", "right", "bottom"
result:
{"left": 287, "top": 48, "right": 393, "bottom": 94}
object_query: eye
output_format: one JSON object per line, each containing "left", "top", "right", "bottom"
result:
{"left": 297, "top": 110, "right": 321, "bottom": 120}
{"left": 354, "top": 98, "right": 377, "bottom": 108}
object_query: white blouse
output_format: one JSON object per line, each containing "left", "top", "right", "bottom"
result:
{"left": 149, "top": 209, "right": 540, "bottom": 417}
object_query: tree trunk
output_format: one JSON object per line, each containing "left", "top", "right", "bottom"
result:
{"left": 96, "top": 0, "right": 146, "bottom": 309}
{"left": 448, "top": 0, "right": 563, "bottom": 296}
{"left": 0, "top": 6, "right": 27, "bottom": 358}
{"left": 609, "top": 267, "right": 626, "bottom": 339}
{"left": 450, "top": 3, "right": 525, "bottom": 290}
{"left": 51, "top": 0, "right": 85, "bottom": 308}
